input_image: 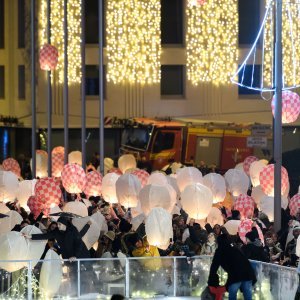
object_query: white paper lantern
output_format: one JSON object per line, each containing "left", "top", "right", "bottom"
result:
{"left": 251, "top": 185, "right": 266, "bottom": 206}
{"left": 63, "top": 200, "right": 88, "bottom": 217}
{"left": 39, "top": 249, "right": 62, "bottom": 296}
{"left": 147, "top": 172, "right": 168, "bottom": 186}
{"left": 176, "top": 167, "right": 203, "bottom": 192}
{"left": 145, "top": 207, "right": 173, "bottom": 250}
{"left": 68, "top": 151, "right": 82, "bottom": 166}
{"left": 49, "top": 205, "right": 62, "bottom": 221}
{"left": 104, "top": 157, "right": 114, "bottom": 175}
{"left": 0, "top": 210, "right": 23, "bottom": 235}
{"left": 72, "top": 211, "right": 105, "bottom": 249}
{"left": 0, "top": 171, "right": 19, "bottom": 202}
{"left": 0, "top": 231, "right": 28, "bottom": 272}
{"left": 21, "top": 225, "right": 46, "bottom": 266}
{"left": 16, "top": 179, "right": 37, "bottom": 207}
{"left": 31, "top": 152, "right": 48, "bottom": 178}
{"left": 223, "top": 220, "right": 241, "bottom": 235}
{"left": 206, "top": 207, "right": 224, "bottom": 226}
{"left": 166, "top": 175, "right": 180, "bottom": 198}
{"left": 249, "top": 160, "right": 267, "bottom": 187}
{"left": 131, "top": 213, "right": 145, "bottom": 231}
{"left": 118, "top": 154, "right": 137, "bottom": 174}
{"left": 224, "top": 169, "right": 249, "bottom": 197}
{"left": 260, "top": 195, "right": 288, "bottom": 222}
{"left": 101, "top": 173, "right": 120, "bottom": 203}
{"left": 116, "top": 174, "right": 141, "bottom": 208}
{"left": 202, "top": 173, "right": 226, "bottom": 203}
{"left": 139, "top": 184, "right": 177, "bottom": 215}
{"left": 181, "top": 183, "right": 213, "bottom": 219}
{"left": 234, "top": 162, "right": 244, "bottom": 171}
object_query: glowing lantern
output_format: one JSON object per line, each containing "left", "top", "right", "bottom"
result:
{"left": 31, "top": 151, "right": 48, "bottom": 178}
{"left": 224, "top": 169, "right": 249, "bottom": 197}
{"left": 0, "top": 202, "right": 10, "bottom": 214}
{"left": 52, "top": 146, "right": 64, "bottom": 154}
{"left": 84, "top": 171, "right": 102, "bottom": 197}
{"left": 238, "top": 219, "right": 264, "bottom": 245}
{"left": 118, "top": 154, "right": 137, "bottom": 174}
{"left": 289, "top": 194, "right": 300, "bottom": 216}
{"left": 271, "top": 91, "right": 300, "bottom": 124}
{"left": 131, "top": 169, "right": 150, "bottom": 187}
{"left": 145, "top": 207, "right": 173, "bottom": 250}
{"left": 68, "top": 151, "right": 82, "bottom": 166}
{"left": 147, "top": 172, "right": 168, "bottom": 186}
{"left": 39, "top": 44, "right": 59, "bottom": 71}
{"left": 259, "top": 164, "right": 289, "bottom": 196}
{"left": 116, "top": 174, "right": 141, "bottom": 208}
{"left": 63, "top": 200, "right": 88, "bottom": 217}
{"left": 176, "top": 167, "right": 203, "bottom": 192}
{"left": 234, "top": 194, "right": 255, "bottom": 219}
{"left": 202, "top": 173, "right": 226, "bottom": 203}
{"left": 21, "top": 225, "right": 47, "bottom": 267}
{"left": 223, "top": 220, "right": 241, "bottom": 235}
{"left": 61, "top": 163, "right": 87, "bottom": 194}
{"left": 243, "top": 156, "right": 258, "bottom": 176}
{"left": 34, "top": 177, "right": 62, "bottom": 216}
{"left": 16, "top": 179, "right": 37, "bottom": 208}
{"left": 251, "top": 185, "right": 266, "bottom": 206}
{"left": 2, "top": 158, "right": 21, "bottom": 178}
{"left": 0, "top": 232, "right": 28, "bottom": 272}
{"left": 0, "top": 210, "right": 23, "bottom": 235}
{"left": 181, "top": 183, "right": 213, "bottom": 219}
{"left": 235, "top": 162, "right": 244, "bottom": 172}
{"left": 139, "top": 184, "right": 177, "bottom": 215}
{"left": 39, "top": 250, "right": 62, "bottom": 296}
{"left": 101, "top": 173, "right": 120, "bottom": 203}
{"left": 0, "top": 170, "right": 19, "bottom": 202}
{"left": 104, "top": 157, "right": 114, "bottom": 175}
{"left": 249, "top": 160, "right": 267, "bottom": 187}
{"left": 166, "top": 175, "right": 180, "bottom": 200}
{"left": 52, "top": 152, "right": 64, "bottom": 177}
{"left": 206, "top": 207, "right": 224, "bottom": 226}
{"left": 27, "top": 196, "right": 39, "bottom": 218}
{"left": 260, "top": 195, "right": 288, "bottom": 222}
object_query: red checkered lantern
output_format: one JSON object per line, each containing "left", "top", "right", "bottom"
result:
{"left": 2, "top": 158, "right": 21, "bottom": 178}
{"left": 259, "top": 164, "right": 289, "bottom": 197}
{"left": 243, "top": 156, "right": 258, "bottom": 176}
{"left": 39, "top": 44, "right": 58, "bottom": 71}
{"left": 83, "top": 171, "right": 102, "bottom": 197}
{"left": 52, "top": 152, "right": 64, "bottom": 178}
{"left": 52, "top": 146, "right": 64, "bottom": 155}
{"left": 34, "top": 177, "right": 62, "bottom": 216}
{"left": 271, "top": 91, "right": 300, "bottom": 123}
{"left": 234, "top": 194, "right": 255, "bottom": 219}
{"left": 238, "top": 219, "right": 264, "bottom": 245}
{"left": 131, "top": 169, "right": 150, "bottom": 188}
{"left": 61, "top": 163, "right": 87, "bottom": 194}
{"left": 289, "top": 194, "right": 300, "bottom": 217}
{"left": 108, "top": 167, "right": 123, "bottom": 176}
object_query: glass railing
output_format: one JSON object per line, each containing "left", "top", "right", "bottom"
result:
{"left": 0, "top": 256, "right": 297, "bottom": 299}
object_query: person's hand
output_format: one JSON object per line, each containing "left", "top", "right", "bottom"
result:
{"left": 87, "top": 221, "right": 92, "bottom": 226}
{"left": 69, "top": 257, "right": 77, "bottom": 262}
{"left": 22, "top": 233, "right": 32, "bottom": 239}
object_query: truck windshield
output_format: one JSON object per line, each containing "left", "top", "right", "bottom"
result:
{"left": 121, "top": 126, "right": 152, "bottom": 151}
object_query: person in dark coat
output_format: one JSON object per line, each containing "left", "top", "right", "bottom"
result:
{"left": 208, "top": 234, "right": 256, "bottom": 300}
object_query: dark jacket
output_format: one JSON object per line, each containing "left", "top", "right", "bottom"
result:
{"left": 32, "top": 224, "right": 90, "bottom": 259}
{"left": 241, "top": 241, "right": 270, "bottom": 263}
{"left": 208, "top": 234, "right": 256, "bottom": 287}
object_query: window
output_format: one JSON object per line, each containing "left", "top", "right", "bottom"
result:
{"left": 161, "top": 65, "right": 185, "bottom": 96}
{"left": 85, "top": 65, "right": 106, "bottom": 98}
{"left": 85, "top": 0, "right": 105, "bottom": 45}
{"left": 18, "top": 0, "right": 25, "bottom": 48}
{"left": 18, "top": 65, "right": 25, "bottom": 99}
{"left": 0, "top": 66, "right": 4, "bottom": 99}
{"left": 153, "top": 131, "right": 175, "bottom": 153}
{"left": 0, "top": 0, "right": 4, "bottom": 48}
{"left": 238, "top": 64, "right": 261, "bottom": 95}
{"left": 161, "top": 0, "right": 183, "bottom": 44}
{"left": 239, "top": 0, "right": 260, "bottom": 45}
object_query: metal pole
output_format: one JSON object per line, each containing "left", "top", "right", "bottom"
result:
{"left": 31, "top": 0, "right": 36, "bottom": 179}
{"left": 47, "top": 0, "right": 52, "bottom": 177}
{"left": 98, "top": 0, "right": 104, "bottom": 174}
{"left": 77, "top": 260, "right": 81, "bottom": 297}
{"left": 27, "top": 261, "right": 32, "bottom": 300}
{"left": 81, "top": 0, "right": 86, "bottom": 168}
{"left": 125, "top": 258, "right": 130, "bottom": 298}
{"left": 274, "top": 0, "right": 283, "bottom": 232}
{"left": 63, "top": 0, "right": 69, "bottom": 165}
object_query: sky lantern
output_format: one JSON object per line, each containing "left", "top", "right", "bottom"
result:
{"left": 224, "top": 169, "right": 249, "bottom": 197}
{"left": 39, "top": 44, "right": 59, "bottom": 71}
{"left": 61, "top": 163, "right": 87, "bottom": 194}
{"left": 176, "top": 167, "right": 203, "bottom": 192}
{"left": 118, "top": 154, "right": 137, "bottom": 174}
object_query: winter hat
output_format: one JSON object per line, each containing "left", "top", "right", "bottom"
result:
{"left": 119, "top": 218, "right": 132, "bottom": 233}
{"left": 57, "top": 217, "right": 68, "bottom": 226}
{"left": 104, "top": 231, "right": 116, "bottom": 241}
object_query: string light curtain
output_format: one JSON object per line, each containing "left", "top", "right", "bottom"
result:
{"left": 106, "top": 0, "right": 161, "bottom": 85}
{"left": 186, "top": 0, "right": 238, "bottom": 85}
{"left": 40, "top": 0, "right": 82, "bottom": 84}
